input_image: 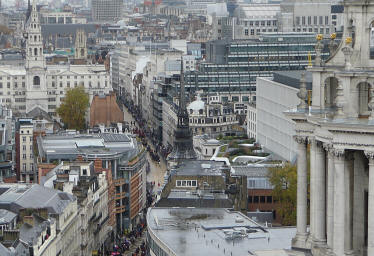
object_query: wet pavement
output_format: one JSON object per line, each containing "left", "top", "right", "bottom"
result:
{"left": 122, "top": 105, "right": 167, "bottom": 194}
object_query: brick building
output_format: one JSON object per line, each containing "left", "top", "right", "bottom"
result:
{"left": 231, "top": 165, "right": 281, "bottom": 223}
{"left": 89, "top": 93, "right": 124, "bottom": 127}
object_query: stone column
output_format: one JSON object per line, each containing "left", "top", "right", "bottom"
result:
{"left": 365, "top": 151, "right": 374, "bottom": 256}
{"left": 353, "top": 152, "right": 365, "bottom": 253}
{"left": 309, "top": 139, "right": 317, "bottom": 242}
{"left": 292, "top": 136, "right": 308, "bottom": 248}
{"left": 314, "top": 141, "right": 326, "bottom": 243}
{"left": 333, "top": 149, "right": 345, "bottom": 256}
{"left": 344, "top": 153, "right": 354, "bottom": 254}
{"left": 325, "top": 145, "right": 334, "bottom": 250}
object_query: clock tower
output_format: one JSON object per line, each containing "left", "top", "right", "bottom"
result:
{"left": 24, "top": 0, "right": 48, "bottom": 113}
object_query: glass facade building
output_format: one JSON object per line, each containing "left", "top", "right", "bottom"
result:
{"left": 185, "top": 33, "right": 331, "bottom": 97}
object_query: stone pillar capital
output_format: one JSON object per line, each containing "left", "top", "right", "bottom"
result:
{"left": 294, "top": 135, "right": 307, "bottom": 145}
{"left": 323, "top": 143, "right": 334, "bottom": 155}
{"left": 332, "top": 148, "right": 345, "bottom": 159}
{"left": 307, "top": 137, "right": 316, "bottom": 145}
{"left": 364, "top": 151, "right": 374, "bottom": 163}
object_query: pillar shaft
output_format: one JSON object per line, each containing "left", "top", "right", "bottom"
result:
{"left": 309, "top": 139, "right": 316, "bottom": 239}
{"left": 366, "top": 152, "right": 374, "bottom": 255}
{"left": 296, "top": 137, "right": 308, "bottom": 235}
{"left": 333, "top": 149, "right": 345, "bottom": 256}
{"left": 326, "top": 150, "right": 334, "bottom": 249}
{"left": 292, "top": 136, "right": 308, "bottom": 249}
{"left": 344, "top": 153, "right": 354, "bottom": 253}
{"left": 314, "top": 142, "right": 326, "bottom": 242}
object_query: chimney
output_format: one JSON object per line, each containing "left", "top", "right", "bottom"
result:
{"left": 94, "top": 158, "right": 102, "bottom": 171}
{"left": 117, "top": 123, "right": 123, "bottom": 133}
{"left": 23, "top": 216, "right": 34, "bottom": 227}
{"left": 99, "top": 124, "right": 105, "bottom": 133}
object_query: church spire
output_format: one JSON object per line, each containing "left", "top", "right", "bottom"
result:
{"left": 25, "top": 0, "right": 45, "bottom": 69}
{"left": 167, "top": 57, "right": 197, "bottom": 166}
{"left": 25, "top": 0, "right": 31, "bottom": 24}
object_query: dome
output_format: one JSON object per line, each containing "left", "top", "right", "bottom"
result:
{"left": 187, "top": 97, "right": 205, "bottom": 111}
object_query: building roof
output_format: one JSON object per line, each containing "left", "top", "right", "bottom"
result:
{"left": 230, "top": 165, "right": 271, "bottom": 177}
{"left": 172, "top": 160, "right": 227, "bottom": 176}
{"left": 19, "top": 214, "right": 51, "bottom": 246}
{"left": 237, "top": 4, "right": 280, "bottom": 18}
{"left": 0, "top": 243, "right": 15, "bottom": 256}
{"left": 0, "top": 209, "right": 17, "bottom": 225}
{"left": 273, "top": 71, "right": 313, "bottom": 90}
{"left": 147, "top": 207, "right": 296, "bottom": 256}
{"left": 187, "top": 98, "right": 205, "bottom": 111}
{"left": 0, "top": 184, "right": 75, "bottom": 215}
{"left": 38, "top": 132, "right": 138, "bottom": 162}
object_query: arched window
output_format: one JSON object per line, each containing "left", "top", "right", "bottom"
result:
{"left": 324, "top": 77, "right": 338, "bottom": 108}
{"left": 34, "top": 35, "right": 37, "bottom": 42}
{"left": 34, "top": 48, "right": 37, "bottom": 56}
{"left": 370, "top": 21, "right": 374, "bottom": 59}
{"left": 358, "top": 82, "right": 371, "bottom": 116}
{"left": 33, "top": 76, "right": 40, "bottom": 86}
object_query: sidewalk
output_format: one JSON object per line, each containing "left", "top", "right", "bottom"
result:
{"left": 123, "top": 231, "right": 147, "bottom": 256}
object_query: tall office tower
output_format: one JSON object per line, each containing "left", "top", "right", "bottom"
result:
{"left": 91, "top": 0, "right": 123, "bottom": 22}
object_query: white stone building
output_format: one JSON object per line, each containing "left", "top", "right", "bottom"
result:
{"left": 162, "top": 96, "right": 239, "bottom": 148}
{"left": 0, "top": 1, "right": 111, "bottom": 117}
{"left": 247, "top": 103, "right": 256, "bottom": 140}
{"left": 286, "top": 1, "right": 374, "bottom": 255}
{"left": 42, "top": 161, "right": 110, "bottom": 256}
{"left": 257, "top": 71, "right": 311, "bottom": 162}
{"left": 18, "top": 119, "right": 34, "bottom": 183}
{"left": 193, "top": 135, "right": 221, "bottom": 159}
{"left": 278, "top": 0, "right": 343, "bottom": 36}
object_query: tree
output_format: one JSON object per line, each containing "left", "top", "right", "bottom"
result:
{"left": 268, "top": 163, "right": 297, "bottom": 226}
{"left": 57, "top": 86, "right": 89, "bottom": 130}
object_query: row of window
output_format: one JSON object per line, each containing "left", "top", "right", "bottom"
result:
{"left": 176, "top": 180, "right": 197, "bottom": 187}
{"left": 22, "top": 154, "right": 33, "bottom": 160}
{"left": 248, "top": 195, "right": 273, "bottom": 204}
{"left": 0, "top": 82, "right": 26, "bottom": 89}
{"left": 22, "top": 136, "right": 33, "bottom": 142}
{"left": 244, "top": 28, "right": 278, "bottom": 36}
{"left": 22, "top": 145, "right": 33, "bottom": 150}
{"left": 247, "top": 178, "right": 273, "bottom": 189}
{"left": 242, "top": 20, "right": 277, "bottom": 27}
{"left": 295, "top": 16, "right": 329, "bottom": 26}
{"left": 0, "top": 76, "right": 25, "bottom": 80}
{"left": 22, "top": 163, "right": 33, "bottom": 172}
{"left": 294, "top": 27, "right": 331, "bottom": 34}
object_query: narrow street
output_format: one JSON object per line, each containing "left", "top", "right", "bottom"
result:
{"left": 122, "top": 105, "right": 167, "bottom": 193}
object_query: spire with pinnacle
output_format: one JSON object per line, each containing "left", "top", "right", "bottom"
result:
{"left": 167, "top": 58, "right": 197, "bottom": 165}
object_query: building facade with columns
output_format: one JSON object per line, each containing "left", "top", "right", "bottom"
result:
{"left": 286, "top": 1, "right": 374, "bottom": 255}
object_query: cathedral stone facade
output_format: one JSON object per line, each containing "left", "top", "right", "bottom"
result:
{"left": 0, "top": 0, "right": 111, "bottom": 117}
{"left": 286, "top": 1, "right": 374, "bottom": 255}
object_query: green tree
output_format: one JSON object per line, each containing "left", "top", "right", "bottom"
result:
{"left": 268, "top": 163, "right": 297, "bottom": 226}
{"left": 57, "top": 86, "right": 89, "bottom": 130}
